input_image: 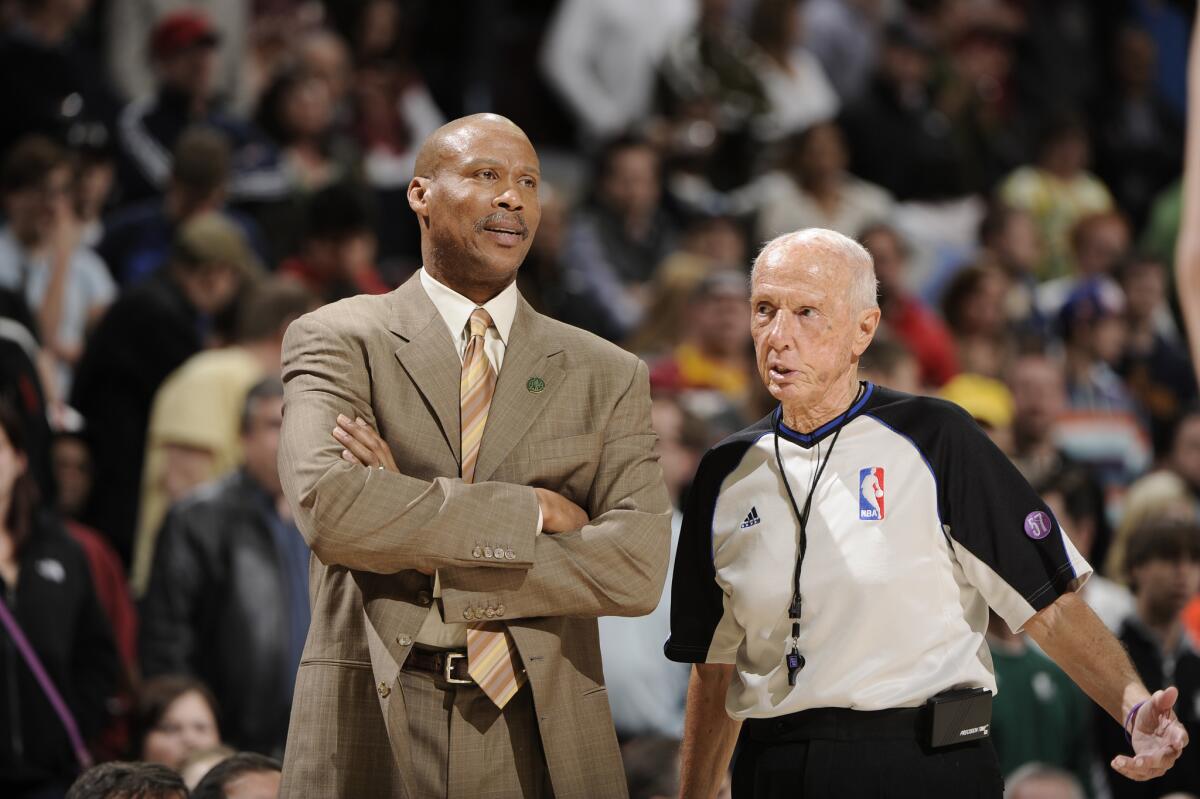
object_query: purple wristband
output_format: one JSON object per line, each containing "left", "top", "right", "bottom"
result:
{"left": 1124, "top": 699, "right": 1147, "bottom": 745}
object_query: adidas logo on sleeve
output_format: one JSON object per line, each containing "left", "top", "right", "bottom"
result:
{"left": 740, "top": 507, "right": 761, "bottom": 529}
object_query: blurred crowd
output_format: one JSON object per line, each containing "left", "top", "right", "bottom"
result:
{"left": 0, "top": 0, "right": 1198, "bottom": 797}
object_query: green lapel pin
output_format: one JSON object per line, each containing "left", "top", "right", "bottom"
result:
{"left": 526, "top": 377, "right": 546, "bottom": 393}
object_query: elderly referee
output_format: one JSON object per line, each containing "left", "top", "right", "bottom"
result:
{"left": 667, "top": 229, "right": 1189, "bottom": 798}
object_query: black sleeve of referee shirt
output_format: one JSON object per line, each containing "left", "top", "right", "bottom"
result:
{"left": 872, "top": 396, "right": 1091, "bottom": 633}
{"left": 664, "top": 438, "right": 753, "bottom": 664}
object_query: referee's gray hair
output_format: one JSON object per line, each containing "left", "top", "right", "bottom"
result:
{"left": 752, "top": 228, "right": 879, "bottom": 312}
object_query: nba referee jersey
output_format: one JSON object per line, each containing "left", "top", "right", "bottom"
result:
{"left": 665, "top": 382, "right": 1093, "bottom": 720}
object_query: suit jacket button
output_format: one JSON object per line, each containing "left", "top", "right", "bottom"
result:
{"left": 416, "top": 590, "right": 432, "bottom": 607}
{"left": 472, "top": 546, "right": 483, "bottom": 558}
{"left": 496, "top": 604, "right": 505, "bottom": 616}
{"left": 378, "top": 682, "right": 391, "bottom": 698}
{"left": 484, "top": 546, "right": 494, "bottom": 558}
{"left": 505, "top": 549, "right": 516, "bottom": 560}
{"left": 485, "top": 607, "right": 496, "bottom": 618}
{"left": 396, "top": 635, "right": 412, "bottom": 647}
{"left": 463, "top": 608, "right": 475, "bottom": 620}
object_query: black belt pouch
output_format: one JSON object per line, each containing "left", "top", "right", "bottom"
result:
{"left": 923, "top": 687, "right": 993, "bottom": 748}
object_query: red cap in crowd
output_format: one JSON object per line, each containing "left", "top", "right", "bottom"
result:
{"left": 149, "top": 10, "right": 220, "bottom": 60}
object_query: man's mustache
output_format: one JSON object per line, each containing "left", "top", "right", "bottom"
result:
{"left": 475, "top": 212, "right": 530, "bottom": 239}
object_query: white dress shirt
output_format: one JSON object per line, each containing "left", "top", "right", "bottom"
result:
{"left": 415, "top": 269, "right": 525, "bottom": 648}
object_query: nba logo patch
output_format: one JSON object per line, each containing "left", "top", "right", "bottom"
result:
{"left": 859, "top": 467, "right": 885, "bottom": 520}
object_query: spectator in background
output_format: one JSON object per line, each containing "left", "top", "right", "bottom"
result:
{"left": 861, "top": 223, "right": 959, "bottom": 388}
{"left": 0, "top": 399, "right": 119, "bottom": 799}
{"left": 753, "top": 121, "right": 893, "bottom": 243}
{"left": 100, "top": 127, "right": 269, "bottom": 287}
{"left": 0, "top": 136, "right": 117, "bottom": 405}
{"left": 133, "top": 676, "right": 222, "bottom": 773}
{"left": 654, "top": 0, "right": 767, "bottom": 193}
{"left": 141, "top": 380, "right": 309, "bottom": 757}
{"left": 857, "top": 332, "right": 920, "bottom": 395}
{"left": 560, "top": 136, "right": 677, "bottom": 341}
{"left": 277, "top": 182, "right": 387, "bottom": 304}
{"left": 115, "top": 10, "right": 268, "bottom": 207}
{"left": 0, "top": 0, "right": 117, "bottom": 157}
{"left": 1155, "top": 405, "right": 1200, "bottom": 517}
{"left": 296, "top": 29, "right": 353, "bottom": 126}
{"left": 745, "top": 0, "right": 839, "bottom": 143}
{"left": 71, "top": 124, "right": 118, "bottom": 250}
{"left": 52, "top": 427, "right": 140, "bottom": 760}
{"left": 131, "top": 280, "right": 315, "bottom": 595}
{"left": 515, "top": 184, "right": 571, "bottom": 317}
{"left": 1003, "top": 763, "right": 1087, "bottom": 799}
{"left": 1097, "top": 520, "right": 1200, "bottom": 799}
{"left": 999, "top": 114, "right": 1115, "bottom": 280}
{"left": 191, "top": 753, "right": 281, "bottom": 799}
{"left": 940, "top": 263, "right": 1013, "bottom": 379}
{"left": 1037, "top": 466, "right": 1133, "bottom": 632}
{"left": 1036, "top": 211, "right": 1132, "bottom": 321}
{"left": 1108, "top": 465, "right": 1198, "bottom": 594}
{"left": 540, "top": 0, "right": 696, "bottom": 143}
{"left": 1117, "top": 255, "right": 1197, "bottom": 455}
{"left": 648, "top": 271, "right": 753, "bottom": 410}
{"left": 347, "top": 1, "right": 443, "bottom": 269}
{"left": 0, "top": 297, "right": 55, "bottom": 497}
{"left": 625, "top": 213, "right": 746, "bottom": 358}
{"left": 254, "top": 68, "right": 345, "bottom": 188}
{"left": 1006, "top": 352, "right": 1072, "bottom": 487}
{"left": 1056, "top": 277, "right": 1152, "bottom": 491}
{"left": 106, "top": 0, "right": 249, "bottom": 110}
{"left": 1094, "top": 25, "right": 1183, "bottom": 230}
{"left": 976, "top": 204, "right": 1046, "bottom": 340}
{"left": 986, "top": 610, "right": 1092, "bottom": 791}
{"left": 72, "top": 213, "right": 252, "bottom": 564}
{"left": 354, "top": 48, "right": 444, "bottom": 194}
{"left": 66, "top": 761, "right": 187, "bottom": 799}
{"left": 943, "top": 18, "right": 1031, "bottom": 195}
{"left": 801, "top": 0, "right": 885, "bottom": 104}
{"left": 840, "top": 21, "right": 969, "bottom": 201}
{"left": 938, "top": 372, "right": 1016, "bottom": 454}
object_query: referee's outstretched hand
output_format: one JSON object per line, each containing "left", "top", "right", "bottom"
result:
{"left": 1111, "top": 687, "right": 1189, "bottom": 781}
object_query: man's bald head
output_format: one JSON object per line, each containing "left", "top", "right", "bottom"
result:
{"left": 414, "top": 114, "right": 534, "bottom": 178}
{"left": 753, "top": 229, "right": 878, "bottom": 312}
{"left": 406, "top": 113, "right": 542, "bottom": 303}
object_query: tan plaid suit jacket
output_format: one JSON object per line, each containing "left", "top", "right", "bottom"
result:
{"left": 276, "top": 274, "right": 672, "bottom": 798}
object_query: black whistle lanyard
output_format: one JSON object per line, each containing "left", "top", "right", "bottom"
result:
{"left": 772, "top": 382, "right": 865, "bottom": 686}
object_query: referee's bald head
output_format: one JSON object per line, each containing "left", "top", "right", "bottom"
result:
{"left": 752, "top": 229, "right": 879, "bottom": 313}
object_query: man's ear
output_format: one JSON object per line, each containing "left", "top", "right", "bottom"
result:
{"left": 852, "top": 307, "right": 882, "bottom": 357}
{"left": 407, "top": 177, "right": 431, "bottom": 228}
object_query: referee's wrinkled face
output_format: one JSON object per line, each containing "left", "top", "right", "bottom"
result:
{"left": 750, "top": 232, "right": 880, "bottom": 417}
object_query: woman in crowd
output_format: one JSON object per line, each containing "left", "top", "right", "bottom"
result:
{"left": 0, "top": 399, "right": 118, "bottom": 799}
{"left": 131, "top": 676, "right": 223, "bottom": 773}
{"left": 941, "top": 262, "right": 1015, "bottom": 379}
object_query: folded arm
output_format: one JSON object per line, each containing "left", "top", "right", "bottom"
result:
{"left": 438, "top": 358, "right": 672, "bottom": 620}
{"left": 278, "top": 313, "right": 540, "bottom": 574}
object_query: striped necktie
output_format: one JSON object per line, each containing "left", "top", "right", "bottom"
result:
{"left": 461, "top": 307, "right": 527, "bottom": 707}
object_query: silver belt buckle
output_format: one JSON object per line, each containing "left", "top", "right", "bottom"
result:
{"left": 443, "top": 652, "right": 472, "bottom": 684}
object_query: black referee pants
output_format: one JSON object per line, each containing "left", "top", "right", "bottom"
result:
{"left": 732, "top": 707, "right": 1004, "bottom": 799}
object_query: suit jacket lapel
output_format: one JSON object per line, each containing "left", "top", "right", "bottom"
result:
{"left": 389, "top": 276, "right": 463, "bottom": 464}
{"left": 473, "top": 298, "right": 565, "bottom": 484}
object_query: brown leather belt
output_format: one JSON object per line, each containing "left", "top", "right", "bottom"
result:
{"left": 402, "top": 648, "right": 474, "bottom": 684}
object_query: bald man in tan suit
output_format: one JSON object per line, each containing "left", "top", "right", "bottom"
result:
{"left": 276, "top": 114, "right": 672, "bottom": 798}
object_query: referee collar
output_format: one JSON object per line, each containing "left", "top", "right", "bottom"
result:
{"left": 774, "top": 382, "right": 875, "bottom": 448}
